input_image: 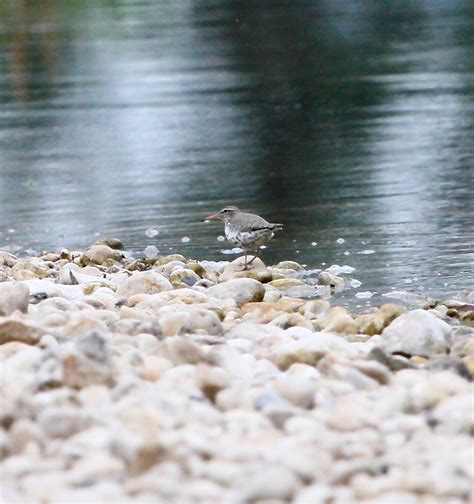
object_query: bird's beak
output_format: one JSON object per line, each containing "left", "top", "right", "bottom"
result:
{"left": 204, "top": 213, "right": 220, "bottom": 222}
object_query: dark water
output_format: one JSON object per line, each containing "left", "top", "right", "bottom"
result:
{"left": 1, "top": 0, "right": 473, "bottom": 308}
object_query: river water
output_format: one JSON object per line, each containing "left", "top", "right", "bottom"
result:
{"left": 1, "top": 0, "right": 473, "bottom": 308}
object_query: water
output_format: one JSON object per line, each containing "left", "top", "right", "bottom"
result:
{"left": 1, "top": 0, "right": 473, "bottom": 308}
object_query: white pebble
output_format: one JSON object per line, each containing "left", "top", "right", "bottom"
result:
{"left": 350, "top": 279, "right": 362, "bottom": 288}
{"left": 181, "top": 236, "right": 191, "bottom": 243}
{"left": 145, "top": 228, "right": 159, "bottom": 238}
{"left": 217, "top": 235, "right": 225, "bottom": 242}
{"left": 336, "top": 238, "right": 345, "bottom": 244}
{"left": 344, "top": 251, "right": 350, "bottom": 256}
{"left": 311, "top": 242, "right": 317, "bottom": 246}
{"left": 358, "top": 249, "right": 375, "bottom": 255}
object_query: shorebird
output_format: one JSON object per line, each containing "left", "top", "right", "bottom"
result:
{"left": 205, "top": 206, "right": 283, "bottom": 269}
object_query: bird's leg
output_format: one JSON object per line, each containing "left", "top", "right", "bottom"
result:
{"left": 242, "top": 252, "right": 248, "bottom": 271}
{"left": 247, "top": 248, "right": 260, "bottom": 266}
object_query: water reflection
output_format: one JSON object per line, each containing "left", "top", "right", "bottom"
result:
{"left": 1, "top": 0, "right": 473, "bottom": 307}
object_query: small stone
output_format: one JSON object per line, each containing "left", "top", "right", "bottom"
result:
{"left": 0, "top": 319, "right": 43, "bottom": 345}
{"left": 207, "top": 278, "right": 265, "bottom": 307}
{"left": 219, "top": 256, "right": 271, "bottom": 283}
{"left": 81, "top": 245, "right": 118, "bottom": 265}
{"left": 117, "top": 271, "right": 172, "bottom": 297}
{"left": 318, "top": 271, "right": 345, "bottom": 290}
{"left": 0, "top": 282, "right": 29, "bottom": 316}
{"left": 93, "top": 238, "right": 124, "bottom": 250}
{"left": 379, "top": 309, "right": 452, "bottom": 356}
{"left": 197, "top": 364, "right": 231, "bottom": 401}
{"left": 322, "top": 307, "right": 359, "bottom": 335}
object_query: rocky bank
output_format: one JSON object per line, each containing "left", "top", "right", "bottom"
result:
{"left": 0, "top": 242, "right": 473, "bottom": 503}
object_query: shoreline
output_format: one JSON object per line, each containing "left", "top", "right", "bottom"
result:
{"left": 1, "top": 242, "right": 473, "bottom": 502}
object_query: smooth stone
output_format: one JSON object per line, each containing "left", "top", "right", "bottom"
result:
{"left": 0, "top": 251, "right": 17, "bottom": 267}
{"left": 378, "top": 309, "right": 452, "bottom": 356}
{"left": 12, "top": 258, "right": 52, "bottom": 279}
{"left": 318, "top": 271, "right": 345, "bottom": 290}
{"left": 0, "top": 282, "right": 29, "bottom": 316}
{"left": 274, "top": 374, "right": 316, "bottom": 409}
{"left": 0, "top": 318, "right": 43, "bottom": 345}
{"left": 80, "top": 245, "right": 118, "bottom": 266}
{"left": 93, "top": 237, "right": 124, "bottom": 250}
{"left": 37, "top": 407, "right": 91, "bottom": 438}
{"left": 117, "top": 271, "right": 172, "bottom": 297}
{"left": 157, "top": 305, "right": 223, "bottom": 336}
{"left": 266, "top": 330, "right": 356, "bottom": 370}
{"left": 240, "top": 464, "right": 300, "bottom": 502}
{"left": 207, "top": 278, "right": 265, "bottom": 307}
{"left": 77, "top": 385, "right": 111, "bottom": 407}
{"left": 274, "top": 260, "right": 303, "bottom": 271}
{"left": 218, "top": 256, "right": 271, "bottom": 283}
{"left": 138, "top": 355, "right": 173, "bottom": 382}
{"left": 169, "top": 268, "right": 201, "bottom": 287}
{"left": 322, "top": 306, "right": 359, "bottom": 335}
{"left": 153, "top": 288, "right": 209, "bottom": 305}
{"left": 158, "top": 336, "right": 202, "bottom": 365}
{"left": 356, "top": 303, "right": 407, "bottom": 336}
{"left": 61, "top": 332, "right": 114, "bottom": 388}
{"left": 196, "top": 364, "right": 231, "bottom": 401}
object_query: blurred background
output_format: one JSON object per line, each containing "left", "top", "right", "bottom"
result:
{"left": 0, "top": 0, "right": 473, "bottom": 307}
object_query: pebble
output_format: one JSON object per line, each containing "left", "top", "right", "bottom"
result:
{"left": 0, "top": 244, "right": 471, "bottom": 503}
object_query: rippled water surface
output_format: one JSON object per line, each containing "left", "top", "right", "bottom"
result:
{"left": 1, "top": 0, "right": 473, "bottom": 307}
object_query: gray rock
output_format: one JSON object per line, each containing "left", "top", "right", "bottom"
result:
{"left": 378, "top": 309, "right": 452, "bottom": 356}
{"left": 0, "top": 282, "right": 29, "bottom": 316}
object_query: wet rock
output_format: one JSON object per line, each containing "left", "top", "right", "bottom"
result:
{"left": 318, "top": 271, "right": 345, "bottom": 290}
{"left": 274, "top": 260, "right": 303, "bottom": 271}
{"left": 218, "top": 256, "right": 271, "bottom": 283}
{"left": 207, "top": 278, "right": 265, "bottom": 307}
{"left": 81, "top": 245, "right": 120, "bottom": 266}
{"left": 154, "top": 254, "right": 187, "bottom": 266}
{"left": 0, "top": 282, "right": 29, "bottom": 316}
{"left": 93, "top": 237, "right": 124, "bottom": 250}
{"left": 378, "top": 309, "right": 452, "bottom": 356}
{"left": 269, "top": 278, "right": 309, "bottom": 297}
{"left": 0, "top": 318, "right": 43, "bottom": 345}
{"left": 117, "top": 271, "right": 172, "bottom": 297}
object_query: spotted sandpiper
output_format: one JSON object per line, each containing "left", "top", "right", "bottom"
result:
{"left": 204, "top": 206, "right": 283, "bottom": 269}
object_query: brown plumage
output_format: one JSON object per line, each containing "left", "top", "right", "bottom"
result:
{"left": 205, "top": 206, "right": 283, "bottom": 269}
